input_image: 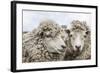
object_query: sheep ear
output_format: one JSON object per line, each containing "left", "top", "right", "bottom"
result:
{"left": 38, "top": 31, "right": 44, "bottom": 37}
{"left": 41, "top": 32, "right": 44, "bottom": 36}
{"left": 66, "top": 29, "right": 70, "bottom": 34}
{"left": 85, "top": 30, "right": 90, "bottom": 35}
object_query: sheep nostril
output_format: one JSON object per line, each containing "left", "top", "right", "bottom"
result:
{"left": 61, "top": 45, "right": 66, "bottom": 49}
{"left": 75, "top": 45, "right": 81, "bottom": 49}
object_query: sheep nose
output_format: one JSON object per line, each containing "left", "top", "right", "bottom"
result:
{"left": 75, "top": 45, "right": 81, "bottom": 50}
{"left": 61, "top": 45, "right": 66, "bottom": 49}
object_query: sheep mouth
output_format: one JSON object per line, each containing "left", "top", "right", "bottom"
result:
{"left": 71, "top": 50, "right": 82, "bottom": 57}
{"left": 64, "top": 48, "right": 80, "bottom": 57}
{"left": 56, "top": 49, "right": 66, "bottom": 54}
{"left": 50, "top": 49, "right": 65, "bottom": 54}
{"left": 58, "top": 49, "right": 65, "bottom": 53}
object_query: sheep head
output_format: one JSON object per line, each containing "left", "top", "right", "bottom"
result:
{"left": 65, "top": 20, "right": 90, "bottom": 56}
{"left": 37, "top": 20, "right": 69, "bottom": 55}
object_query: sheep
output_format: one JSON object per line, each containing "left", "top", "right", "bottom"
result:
{"left": 22, "top": 19, "right": 71, "bottom": 63}
{"left": 64, "top": 20, "right": 91, "bottom": 60}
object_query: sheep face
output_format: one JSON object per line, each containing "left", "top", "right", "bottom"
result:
{"left": 42, "top": 28, "right": 67, "bottom": 54}
{"left": 66, "top": 29, "right": 90, "bottom": 53}
{"left": 38, "top": 20, "right": 68, "bottom": 55}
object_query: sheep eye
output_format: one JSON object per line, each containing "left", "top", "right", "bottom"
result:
{"left": 46, "top": 34, "right": 51, "bottom": 38}
{"left": 46, "top": 35, "right": 50, "bottom": 37}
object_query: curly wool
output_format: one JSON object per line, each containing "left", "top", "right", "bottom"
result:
{"left": 22, "top": 20, "right": 67, "bottom": 63}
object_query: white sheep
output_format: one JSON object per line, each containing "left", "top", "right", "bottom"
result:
{"left": 64, "top": 20, "right": 91, "bottom": 60}
{"left": 22, "top": 19, "right": 70, "bottom": 63}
